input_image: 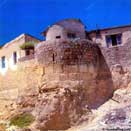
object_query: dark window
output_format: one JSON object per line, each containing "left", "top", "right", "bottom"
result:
{"left": 1, "top": 56, "right": 5, "bottom": 68}
{"left": 25, "top": 50, "right": 30, "bottom": 56}
{"left": 56, "top": 36, "right": 61, "bottom": 39}
{"left": 106, "top": 34, "right": 122, "bottom": 47}
{"left": 13, "top": 52, "right": 17, "bottom": 64}
{"left": 67, "top": 33, "right": 76, "bottom": 39}
{"left": 52, "top": 53, "right": 55, "bottom": 62}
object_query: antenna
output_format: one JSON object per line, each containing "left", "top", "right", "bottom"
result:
{"left": 96, "top": 24, "right": 100, "bottom": 30}
{"left": 96, "top": 24, "right": 100, "bottom": 34}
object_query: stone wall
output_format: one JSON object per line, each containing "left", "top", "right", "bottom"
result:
{"left": 0, "top": 59, "right": 44, "bottom": 111}
{"left": 101, "top": 40, "right": 131, "bottom": 71}
{"left": 89, "top": 26, "right": 131, "bottom": 47}
{"left": 36, "top": 39, "right": 114, "bottom": 109}
{"left": 6, "top": 39, "right": 113, "bottom": 130}
{"left": 101, "top": 40, "right": 131, "bottom": 89}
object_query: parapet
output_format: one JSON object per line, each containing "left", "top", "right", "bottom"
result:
{"left": 35, "top": 39, "right": 99, "bottom": 66}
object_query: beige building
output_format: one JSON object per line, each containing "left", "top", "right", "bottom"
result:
{"left": 88, "top": 25, "right": 131, "bottom": 47}
{"left": 42, "top": 19, "right": 131, "bottom": 48}
{"left": 0, "top": 33, "right": 40, "bottom": 75}
{"left": 1, "top": 18, "right": 131, "bottom": 75}
{"left": 42, "top": 18, "right": 87, "bottom": 42}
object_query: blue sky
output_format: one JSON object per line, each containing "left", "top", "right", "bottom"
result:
{"left": 0, "top": 0, "right": 131, "bottom": 45}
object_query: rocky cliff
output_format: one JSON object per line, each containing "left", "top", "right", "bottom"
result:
{"left": 1, "top": 40, "right": 131, "bottom": 131}
{"left": 0, "top": 40, "right": 114, "bottom": 130}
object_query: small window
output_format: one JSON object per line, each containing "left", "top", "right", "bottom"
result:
{"left": 25, "top": 50, "right": 30, "bottom": 56}
{"left": 52, "top": 53, "right": 55, "bottom": 62}
{"left": 1, "top": 56, "right": 5, "bottom": 68}
{"left": 56, "top": 36, "right": 61, "bottom": 39}
{"left": 106, "top": 33, "right": 122, "bottom": 47}
{"left": 13, "top": 52, "right": 17, "bottom": 64}
{"left": 67, "top": 33, "right": 76, "bottom": 39}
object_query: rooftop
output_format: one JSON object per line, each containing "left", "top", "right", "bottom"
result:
{"left": 89, "top": 24, "right": 131, "bottom": 33}
{"left": 42, "top": 18, "right": 85, "bottom": 36}
{"left": 1, "top": 33, "right": 41, "bottom": 49}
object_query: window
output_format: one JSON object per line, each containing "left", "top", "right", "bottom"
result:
{"left": 52, "top": 53, "right": 55, "bottom": 62}
{"left": 1, "top": 56, "right": 5, "bottom": 68}
{"left": 67, "top": 33, "right": 76, "bottom": 39}
{"left": 116, "top": 34, "right": 122, "bottom": 45}
{"left": 106, "top": 33, "right": 122, "bottom": 47}
{"left": 56, "top": 36, "right": 61, "bottom": 39}
{"left": 13, "top": 52, "right": 17, "bottom": 64}
{"left": 25, "top": 50, "right": 30, "bottom": 56}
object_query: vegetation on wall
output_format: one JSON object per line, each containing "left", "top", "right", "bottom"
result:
{"left": 10, "top": 113, "right": 35, "bottom": 128}
{"left": 20, "top": 41, "right": 36, "bottom": 50}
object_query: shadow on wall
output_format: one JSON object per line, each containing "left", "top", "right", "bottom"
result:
{"left": 90, "top": 47, "right": 114, "bottom": 109}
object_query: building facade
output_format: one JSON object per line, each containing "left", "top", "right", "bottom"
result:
{"left": 1, "top": 18, "right": 131, "bottom": 75}
{"left": 88, "top": 25, "right": 131, "bottom": 47}
{"left": 42, "top": 19, "right": 87, "bottom": 42}
{"left": 0, "top": 34, "right": 40, "bottom": 75}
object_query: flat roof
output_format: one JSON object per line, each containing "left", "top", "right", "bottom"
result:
{"left": 89, "top": 24, "right": 131, "bottom": 33}
{"left": 2, "top": 33, "right": 41, "bottom": 49}
{"left": 41, "top": 18, "right": 84, "bottom": 36}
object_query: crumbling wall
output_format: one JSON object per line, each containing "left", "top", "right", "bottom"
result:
{"left": 14, "top": 39, "right": 113, "bottom": 130}
{"left": 0, "top": 39, "right": 114, "bottom": 130}
{"left": 0, "top": 59, "right": 44, "bottom": 112}
{"left": 36, "top": 39, "right": 114, "bottom": 108}
{"left": 101, "top": 41, "right": 131, "bottom": 70}
{"left": 101, "top": 40, "right": 131, "bottom": 89}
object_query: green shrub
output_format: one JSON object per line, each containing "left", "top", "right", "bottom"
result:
{"left": 20, "top": 41, "right": 36, "bottom": 50}
{"left": 10, "top": 113, "right": 35, "bottom": 128}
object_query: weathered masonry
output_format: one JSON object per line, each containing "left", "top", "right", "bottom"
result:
{"left": 89, "top": 25, "right": 131, "bottom": 47}
{"left": 0, "top": 18, "right": 131, "bottom": 119}
{"left": 0, "top": 19, "right": 131, "bottom": 76}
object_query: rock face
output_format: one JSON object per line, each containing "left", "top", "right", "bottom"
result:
{"left": 29, "top": 39, "right": 114, "bottom": 130}
{"left": 67, "top": 104, "right": 131, "bottom": 131}
{"left": 33, "top": 81, "right": 92, "bottom": 130}
{"left": 111, "top": 64, "right": 131, "bottom": 89}
{"left": 36, "top": 40, "right": 114, "bottom": 108}
{"left": 1, "top": 39, "right": 114, "bottom": 130}
{"left": 66, "top": 85, "right": 131, "bottom": 131}
{"left": 102, "top": 106, "right": 131, "bottom": 128}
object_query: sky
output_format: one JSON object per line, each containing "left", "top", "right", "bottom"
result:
{"left": 0, "top": 0, "right": 131, "bottom": 45}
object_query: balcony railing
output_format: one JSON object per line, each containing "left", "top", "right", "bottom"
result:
{"left": 18, "top": 54, "right": 34, "bottom": 62}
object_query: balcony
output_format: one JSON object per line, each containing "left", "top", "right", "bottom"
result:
{"left": 18, "top": 54, "right": 35, "bottom": 62}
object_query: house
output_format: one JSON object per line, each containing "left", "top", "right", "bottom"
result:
{"left": 1, "top": 18, "right": 131, "bottom": 75}
{"left": 42, "top": 18, "right": 87, "bottom": 42}
{"left": 0, "top": 34, "right": 40, "bottom": 75}
{"left": 88, "top": 25, "right": 131, "bottom": 47}
{"left": 42, "top": 18, "right": 131, "bottom": 47}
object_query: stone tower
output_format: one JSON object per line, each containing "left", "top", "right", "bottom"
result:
{"left": 34, "top": 19, "right": 114, "bottom": 130}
